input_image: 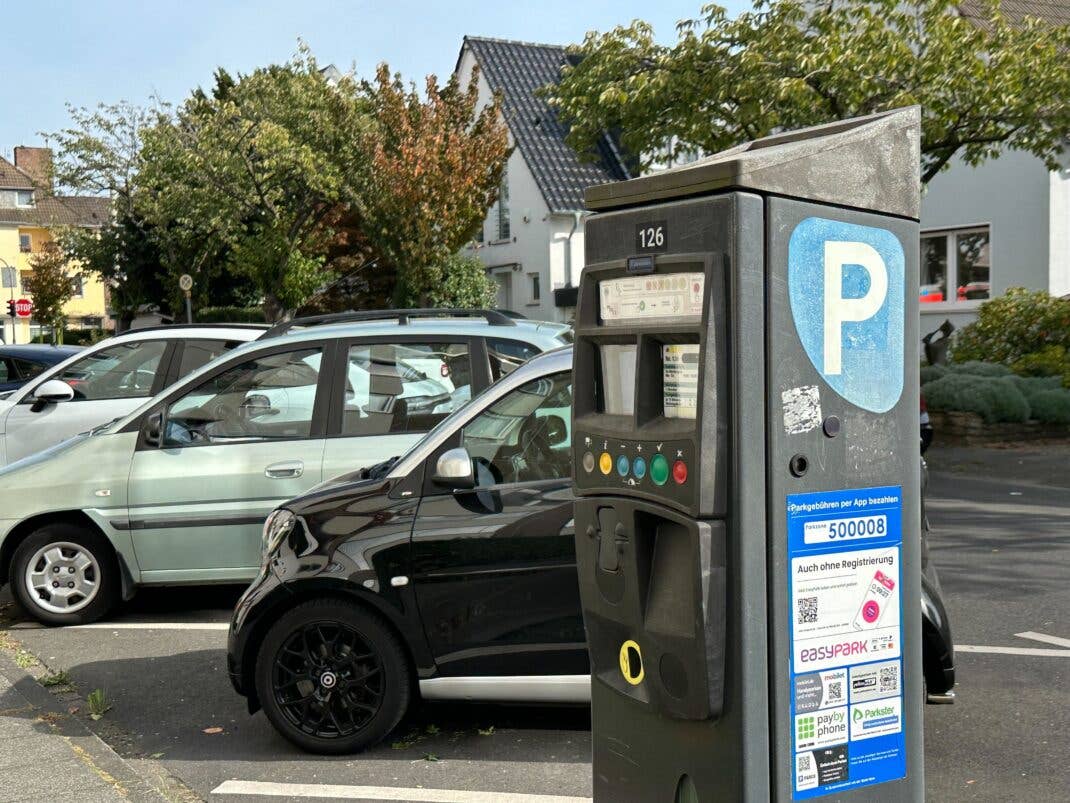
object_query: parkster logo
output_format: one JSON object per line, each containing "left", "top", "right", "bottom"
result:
{"left": 788, "top": 217, "right": 905, "bottom": 413}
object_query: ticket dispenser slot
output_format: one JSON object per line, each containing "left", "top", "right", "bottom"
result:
{"left": 576, "top": 498, "right": 726, "bottom": 720}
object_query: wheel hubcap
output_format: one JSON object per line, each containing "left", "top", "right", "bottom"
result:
{"left": 272, "top": 621, "right": 384, "bottom": 739}
{"left": 24, "top": 541, "right": 100, "bottom": 614}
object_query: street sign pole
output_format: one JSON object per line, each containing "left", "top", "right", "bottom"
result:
{"left": 179, "top": 274, "right": 194, "bottom": 324}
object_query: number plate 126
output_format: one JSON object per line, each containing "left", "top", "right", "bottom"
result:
{"left": 635, "top": 221, "right": 668, "bottom": 252}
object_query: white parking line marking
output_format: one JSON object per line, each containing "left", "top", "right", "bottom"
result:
{"left": 61, "top": 622, "right": 229, "bottom": 631}
{"left": 211, "top": 780, "right": 592, "bottom": 802}
{"left": 957, "top": 630, "right": 1070, "bottom": 657}
{"left": 956, "top": 645, "right": 1070, "bottom": 657}
{"left": 1016, "top": 631, "right": 1070, "bottom": 649}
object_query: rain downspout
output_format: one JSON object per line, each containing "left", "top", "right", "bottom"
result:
{"left": 564, "top": 211, "right": 584, "bottom": 288}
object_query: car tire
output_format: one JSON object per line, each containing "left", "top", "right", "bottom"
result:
{"left": 10, "top": 523, "right": 119, "bottom": 626}
{"left": 255, "top": 598, "right": 411, "bottom": 754}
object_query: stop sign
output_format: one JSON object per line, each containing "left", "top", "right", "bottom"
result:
{"left": 14, "top": 298, "right": 32, "bottom": 318}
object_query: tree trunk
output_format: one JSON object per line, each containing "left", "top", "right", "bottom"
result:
{"left": 262, "top": 293, "right": 288, "bottom": 324}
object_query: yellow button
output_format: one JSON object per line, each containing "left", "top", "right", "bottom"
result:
{"left": 619, "top": 639, "right": 644, "bottom": 685}
{"left": 598, "top": 452, "right": 613, "bottom": 475}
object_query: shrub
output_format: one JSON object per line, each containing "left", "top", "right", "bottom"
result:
{"left": 947, "top": 361, "right": 1012, "bottom": 377}
{"left": 919, "top": 364, "right": 948, "bottom": 384}
{"left": 921, "top": 374, "right": 1031, "bottom": 423}
{"left": 1029, "top": 389, "right": 1070, "bottom": 425}
{"left": 196, "top": 305, "right": 267, "bottom": 324}
{"left": 1006, "top": 374, "right": 1063, "bottom": 405}
{"left": 952, "top": 288, "right": 1070, "bottom": 364}
{"left": 1010, "top": 345, "right": 1070, "bottom": 388}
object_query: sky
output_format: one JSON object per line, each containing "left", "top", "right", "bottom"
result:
{"left": 1, "top": 0, "right": 749, "bottom": 160}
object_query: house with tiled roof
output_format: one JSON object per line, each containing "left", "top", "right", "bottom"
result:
{"left": 455, "top": 36, "right": 631, "bottom": 322}
{"left": 0, "top": 146, "right": 112, "bottom": 342}
{"left": 916, "top": 0, "right": 1070, "bottom": 331}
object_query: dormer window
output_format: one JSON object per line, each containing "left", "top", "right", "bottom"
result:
{"left": 0, "top": 189, "right": 34, "bottom": 208}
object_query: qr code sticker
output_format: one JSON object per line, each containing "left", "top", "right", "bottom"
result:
{"left": 827, "top": 680, "right": 843, "bottom": 703}
{"left": 880, "top": 664, "right": 899, "bottom": 692}
{"left": 797, "top": 753, "right": 813, "bottom": 773}
{"left": 797, "top": 596, "right": 818, "bottom": 624}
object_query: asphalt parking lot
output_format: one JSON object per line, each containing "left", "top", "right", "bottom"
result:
{"left": 1, "top": 444, "right": 1068, "bottom": 802}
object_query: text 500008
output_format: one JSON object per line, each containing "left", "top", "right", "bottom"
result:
{"left": 804, "top": 515, "right": 887, "bottom": 544}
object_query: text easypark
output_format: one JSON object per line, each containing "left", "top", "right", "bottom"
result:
{"left": 800, "top": 640, "right": 871, "bottom": 664}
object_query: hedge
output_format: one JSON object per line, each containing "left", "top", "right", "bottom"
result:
{"left": 921, "top": 374, "right": 1030, "bottom": 423}
{"left": 1029, "top": 390, "right": 1070, "bottom": 424}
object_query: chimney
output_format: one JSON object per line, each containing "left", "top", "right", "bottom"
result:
{"left": 13, "top": 146, "right": 53, "bottom": 192}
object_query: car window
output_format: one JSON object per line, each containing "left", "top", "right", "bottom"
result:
{"left": 0, "top": 359, "right": 10, "bottom": 382}
{"left": 164, "top": 347, "right": 322, "bottom": 446}
{"left": 12, "top": 357, "right": 48, "bottom": 380}
{"left": 176, "top": 339, "right": 243, "bottom": 378}
{"left": 461, "top": 370, "right": 572, "bottom": 486}
{"left": 341, "top": 342, "right": 471, "bottom": 436}
{"left": 55, "top": 340, "right": 168, "bottom": 401}
{"left": 488, "top": 339, "right": 542, "bottom": 381}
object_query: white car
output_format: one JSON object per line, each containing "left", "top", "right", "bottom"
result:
{"left": 0, "top": 325, "right": 265, "bottom": 466}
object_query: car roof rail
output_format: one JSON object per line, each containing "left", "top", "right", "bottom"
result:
{"left": 259, "top": 308, "right": 517, "bottom": 339}
{"left": 118, "top": 323, "right": 271, "bottom": 336}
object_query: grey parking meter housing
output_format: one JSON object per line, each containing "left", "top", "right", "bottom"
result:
{"left": 572, "top": 108, "right": 922, "bottom": 801}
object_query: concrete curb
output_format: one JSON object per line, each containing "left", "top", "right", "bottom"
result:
{"left": 0, "top": 637, "right": 201, "bottom": 802}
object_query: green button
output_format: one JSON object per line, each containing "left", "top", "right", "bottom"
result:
{"left": 650, "top": 454, "right": 669, "bottom": 486}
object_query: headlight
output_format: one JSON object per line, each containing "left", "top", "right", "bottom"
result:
{"left": 261, "top": 508, "right": 297, "bottom": 558}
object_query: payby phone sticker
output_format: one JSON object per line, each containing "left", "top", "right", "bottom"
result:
{"left": 786, "top": 486, "right": 906, "bottom": 799}
{"left": 663, "top": 344, "right": 699, "bottom": 419}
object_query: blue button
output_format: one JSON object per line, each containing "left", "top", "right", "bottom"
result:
{"left": 632, "top": 456, "right": 647, "bottom": 479}
{"left": 616, "top": 455, "right": 630, "bottom": 477}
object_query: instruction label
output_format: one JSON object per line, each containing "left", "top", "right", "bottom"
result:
{"left": 787, "top": 486, "right": 906, "bottom": 799}
{"left": 599, "top": 273, "right": 704, "bottom": 324}
{"left": 663, "top": 344, "right": 699, "bottom": 419}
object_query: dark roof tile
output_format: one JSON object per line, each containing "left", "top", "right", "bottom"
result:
{"left": 464, "top": 36, "right": 630, "bottom": 213}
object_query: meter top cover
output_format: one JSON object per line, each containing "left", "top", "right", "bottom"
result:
{"left": 585, "top": 107, "right": 921, "bottom": 220}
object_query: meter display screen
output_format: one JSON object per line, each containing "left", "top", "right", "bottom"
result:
{"left": 663, "top": 344, "right": 699, "bottom": 419}
{"left": 600, "top": 344, "right": 636, "bottom": 415}
{"left": 599, "top": 272, "right": 704, "bottom": 325}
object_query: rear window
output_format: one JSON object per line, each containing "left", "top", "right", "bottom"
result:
{"left": 176, "top": 339, "right": 244, "bottom": 378}
{"left": 488, "top": 339, "right": 542, "bottom": 381}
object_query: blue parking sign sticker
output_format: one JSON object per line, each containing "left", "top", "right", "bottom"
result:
{"left": 787, "top": 486, "right": 907, "bottom": 799}
{"left": 788, "top": 217, "right": 904, "bottom": 413}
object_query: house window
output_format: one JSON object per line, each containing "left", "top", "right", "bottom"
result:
{"left": 920, "top": 226, "right": 990, "bottom": 303}
{"left": 70, "top": 275, "right": 84, "bottom": 298}
{"left": 496, "top": 168, "right": 510, "bottom": 240}
{"left": 19, "top": 234, "right": 31, "bottom": 253}
{"left": 19, "top": 270, "right": 32, "bottom": 291}
{"left": 528, "top": 272, "right": 540, "bottom": 303}
{"left": 15, "top": 190, "right": 33, "bottom": 207}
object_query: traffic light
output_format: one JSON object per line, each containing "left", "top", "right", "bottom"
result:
{"left": 5, "top": 300, "right": 14, "bottom": 317}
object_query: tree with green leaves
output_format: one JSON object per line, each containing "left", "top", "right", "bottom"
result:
{"left": 138, "top": 53, "right": 371, "bottom": 322}
{"left": 359, "top": 64, "right": 509, "bottom": 306}
{"left": 23, "top": 242, "right": 77, "bottom": 344}
{"left": 548, "top": 0, "right": 1070, "bottom": 183}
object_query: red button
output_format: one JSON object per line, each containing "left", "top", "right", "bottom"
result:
{"left": 672, "top": 460, "right": 688, "bottom": 484}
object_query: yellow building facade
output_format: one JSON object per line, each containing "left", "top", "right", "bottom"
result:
{"left": 0, "top": 147, "right": 111, "bottom": 344}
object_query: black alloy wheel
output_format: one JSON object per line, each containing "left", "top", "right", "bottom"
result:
{"left": 255, "top": 599, "right": 410, "bottom": 754}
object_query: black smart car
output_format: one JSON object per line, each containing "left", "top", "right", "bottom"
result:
{"left": 228, "top": 347, "right": 954, "bottom": 753}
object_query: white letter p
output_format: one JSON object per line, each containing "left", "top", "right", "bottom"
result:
{"left": 823, "top": 241, "right": 887, "bottom": 375}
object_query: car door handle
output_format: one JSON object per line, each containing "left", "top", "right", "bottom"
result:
{"left": 265, "top": 460, "right": 304, "bottom": 479}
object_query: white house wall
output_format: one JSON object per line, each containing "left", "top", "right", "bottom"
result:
{"left": 456, "top": 45, "right": 571, "bottom": 323}
{"left": 919, "top": 148, "right": 1051, "bottom": 330}
{"left": 1049, "top": 166, "right": 1070, "bottom": 298}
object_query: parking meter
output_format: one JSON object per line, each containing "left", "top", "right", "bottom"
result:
{"left": 572, "top": 108, "right": 923, "bottom": 801}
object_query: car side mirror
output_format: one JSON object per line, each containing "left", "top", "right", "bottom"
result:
{"left": 31, "top": 379, "right": 75, "bottom": 412}
{"left": 432, "top": 447, "right": 475, "bottom": 489}
{"left": 240, "top": 393, "right": 272, "bottom": 419}
{"left": 142, "top": 411, "right": 163, "bottom": 448}
{"left": 542, "top": 414, "right": 568, "bottom": 447}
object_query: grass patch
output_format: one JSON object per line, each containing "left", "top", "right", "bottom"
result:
{"left": 86, "top": 688, "right": 111, "bottom": 720}
{"left": 41, "top": 670, "right": 72, "bottom": 687}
